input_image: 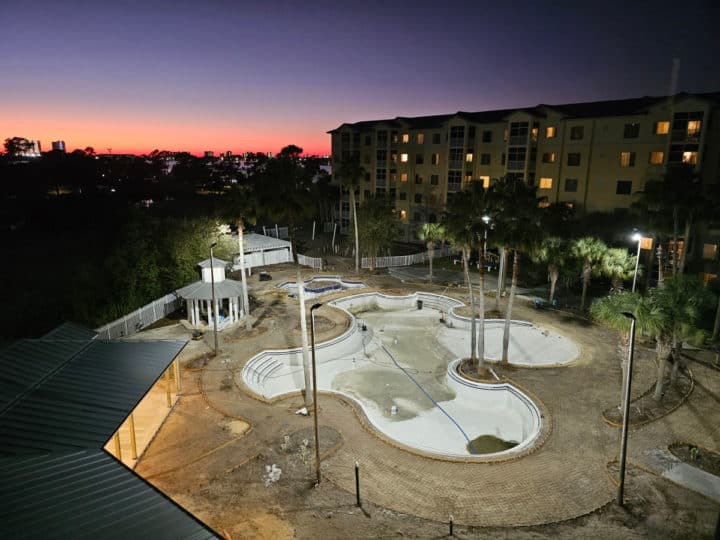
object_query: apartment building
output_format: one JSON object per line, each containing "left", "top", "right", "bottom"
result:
{"left": 329, "top": 92, "right": 720, "bottom": 233}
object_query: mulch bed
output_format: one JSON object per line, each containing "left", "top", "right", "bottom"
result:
{"left": 669, "top": 443, "right": 720, "bottom": 476}
{"left": 602, "top": 373, "right": 692, "bottom": 427}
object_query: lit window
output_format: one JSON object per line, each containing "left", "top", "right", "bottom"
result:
{"left": 466, "top": 153, "right": 473, "bottom": 162}
{"left": 417, "top": 133, "right": 424, "bottom": 144}
{"left": 682, "top": 151, "right": 698, "bottom": 164}
{"left": 539, "top": 177, "right": 553, "bottom": 189}
{"left": 400, "top": 153, "right": 409, "bottom": 162}
{"left": 654, "top": 121, "right": 669, "bottom": 134}
{"left": 542, "top": 152, "right": 556, "bottom": 163}
{"left": 649, "top": 151, "right": 664, "bottom": 165}
{"left": 402, "top": 133, "right": 409, "bottom": 143}
{"left": 620, "top": 152, "right": 636, "bottom": 167}
{"left": 687, "top": 120, "right": 702, "bottom": 137}
{"left": 531, "top": 127, "right": 538, "bottom": 142}
{"left": 464, "top": 173, "right": 472, "bottom": 182}
{"left": 431, "top": 153, "right": 440, "bottom": 165}
{"left": 480, "top": 176, "right": 490, "bottom": 188}
{"left": 400, "top": 209, "right": 407, "bottom": 220}
{"left": 538, "top": 200, "right": 551, "bottom": 208}
{"left": 400, "top": 173, "right": 408, "bottom": 182}
{"left": 546, "top": 126, "right": 556, "bottom": 138}
{"left": 703, "top": 243, "right": 718, "bottom": 260}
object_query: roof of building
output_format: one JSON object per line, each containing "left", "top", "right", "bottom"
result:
{"left": 197, "top": 257, "right": 230, "bottom": 269}
{"left": 328, "top": 91, "right": 720, "bottom": 132}
{"left": 0, "top": 326, "right": 218, "bottom": 539}
{"left": 41, "top": 321, "right": 98, "bottom": 341}
{"left": 176, "top": 278, "right": 245, "bottom": 300}
{"left": 242, "top": 232, "right": 292, "bottom": 252}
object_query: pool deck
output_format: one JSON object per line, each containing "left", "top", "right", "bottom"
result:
{"left": 135, "top": 266, "right": 720, "bottom": 527}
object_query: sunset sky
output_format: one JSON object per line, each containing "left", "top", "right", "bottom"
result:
{"left": 2, "top": 0, "right": 718, "bottom": 156}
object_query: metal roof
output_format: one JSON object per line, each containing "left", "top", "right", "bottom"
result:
{"left": 241, "top": 232, "right": 292, "bottom": 252}
{"left": 197, "top": 257, "right": 230, "bottom": 269}
{"left": 0, "top": 450, "right": 217, "bottom": 540}
{"left": 176, "top": 278, "right": 245, "bottom": 300}
{"left": 0, "top": 326, "right": 220, "bottom": 539}
{"left": 42, "top": 321, "right": 98, "bottom": 340}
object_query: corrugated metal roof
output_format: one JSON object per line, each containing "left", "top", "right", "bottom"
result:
{"left": 42, "top": 321, "right": 98, "bottom": 340}
{"left": 242, "top": 232, "right": 292, "bottom": 252}
{"left": 0, "top": 326, "right": 220, "bottom": 539}
{"left": 176, "top": 279, "right": 244, "bottom": 300}
{"left": 0, "top": 339, "right": 187, "bottom": 456}
{"left": 0, "top": 450, "right": 218, "bottom": 540}
{"left": 197, "top": 258, "right": 230, "bottom": 269}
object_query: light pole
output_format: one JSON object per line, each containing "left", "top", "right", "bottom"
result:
{"left": 617, "top": 311, "right": 637, "bottom": 506}
{"left": 482, "top": 215, "right": 490, "bottom": 260}
{"left": 631, "top": 232, "right": 642, "bottom": 292}
{"left": 310, "top": 302, "right": 323, "bottom": 485}
{"left": 209, "top": 242, "right": 219, "bottom": 356}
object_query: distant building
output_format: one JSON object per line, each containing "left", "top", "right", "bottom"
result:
{"left": 204, "top": 151, "right": 214, "bottom": 158}
{"left": 51, "top": 140, "right": 66, "bottom": 152}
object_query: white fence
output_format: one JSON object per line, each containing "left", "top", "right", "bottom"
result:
{"left": 297, "top": 253, "right": 323, "bottom": 270}
{"left": 361, "top": 244, "right": 453, "bottom": 269}
{"left": 95, "top": 293, "right": 182, "bottom": 339}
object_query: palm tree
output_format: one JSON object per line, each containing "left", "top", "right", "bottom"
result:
{"left": 492, "top": 178, "right": 542, "bottom": 365}
{"left": 335, "top": 157, "right": 365, "bottom": 274}
{"left": 571, "top": 237, "right": 608, "bottom": 310}
{"left": 533, "top": 237, "right": 567, "bottom": 304}
{"left": 601, "top": 248, "right": 639, "bottom": 292}
{"left": 443, "top": 192, "right": 481, "bottom": 369}
{"left": 417, "top": 223, "right": 446, "bottom": 282}
{"left": 357, "top": 196, "right": 399, "bottom": 271}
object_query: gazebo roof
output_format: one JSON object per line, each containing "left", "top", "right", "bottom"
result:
{"left": 241, "top": 233, "right": 291, "bottom": 252}
{"left": 176, "top": 278, "right": 244, "bottom": 300}
{"left": 197, "top": 258, "right": 230, "bottom": 269}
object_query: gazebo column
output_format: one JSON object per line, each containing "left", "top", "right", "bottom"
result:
{"left": 206, "top": 300, "right": 212, "bottom": 326}
{"left": 194, "top": 300, "right": 200, "bottom": 326}
{"left": 214, "top": 298, "right": 220, "bottom": 326}
{"left": 186, "top": 300, "right": 192, "bottom": 325}
{"left": 232, "top": 297, "right": 238, "bottom": 322}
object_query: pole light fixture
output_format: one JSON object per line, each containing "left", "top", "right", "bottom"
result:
{"left": 631, "top": 232, "right": 642, "bottom": 292}
{"left": 209, "top": 242, "right": 219, "bottom": 356}
{"left": 617, "top": 311, "right": 637, "bottom": 506}
{"left": 310, "top": 302, "right": 323, "bottom": 485}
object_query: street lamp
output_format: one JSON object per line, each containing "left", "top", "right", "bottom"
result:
{"left": 631, "top": 232, "right": 642, "bottom": 292}
{"left": 482, "top": 215, "right": 490, "bottom": 259}
{"left": 617, "top": 311, "right": 637, "bottom": 506}
{"left": 209, "top": 242, "right": 219, "bottom": 355}
{"left": 310, "top": 302, "right": 323, "bottom": 485}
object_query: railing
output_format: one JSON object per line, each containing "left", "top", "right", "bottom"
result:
{"left": 361, "top": 244, "right": 453, "bottom": 269}
{"left": 95, "top": 293, "right": 182, "bottom": 339}
{"left": 262, "top": 225, "right": 289, "bottom": 239}
{"left": 297, "top": 253, "right": 323, "bottom": 270}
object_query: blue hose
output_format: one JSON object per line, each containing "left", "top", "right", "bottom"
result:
{"left": 381, "top": 344, "right": 478, "bottom": 454}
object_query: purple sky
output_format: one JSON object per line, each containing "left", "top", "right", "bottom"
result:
{"left": 1, "top": 0, "right": 718, "bottom": 155}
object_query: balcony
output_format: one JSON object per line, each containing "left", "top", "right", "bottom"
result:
{"left": 506, "top": 160, "right": 526, "bottom": 171}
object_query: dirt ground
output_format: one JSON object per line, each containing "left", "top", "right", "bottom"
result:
{"left": 135, "top": 266, "right": 720, "bottom": 539}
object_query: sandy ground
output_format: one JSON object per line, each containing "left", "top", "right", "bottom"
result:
{"left": 134, "top": 264, "right": 720, "bottom": 539}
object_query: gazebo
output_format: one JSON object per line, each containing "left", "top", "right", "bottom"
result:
{"left": 176, "top": 258, "right": 245, "bottom": 328}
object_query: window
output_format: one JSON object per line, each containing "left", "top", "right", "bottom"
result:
{"left": 390, "top": 171, "right": 397, "bottom": 182}
{"left": 503, "top": 128, "right": 508, "bottom": 142}
{"left": 400, "top": 153, "right": 409, "bottom": 162}
{"left": 616, "top": 180, "right": 632, "bottom": 195}
{"left": 376, "top": 168, "right": 386, "bottom": 186}
{"left": 480, "top": 153, "right": 491, "bottom": 165}
{"left": 399, "top": 209, "right": 407, "bottom": 220}
{"left": 567, "top": 152, "right": 581, "bottom": 166}
{"left": 390, "top": 151, "right": 398, "bottom": 163}
{"left": 654, "top": 121, "right": 669, "bottom": 134}
{"left": 682, "top": 151, "right": 698, "bottom": 164}
{"left": 401, "top": 133, "right": 409, "bottom": 143}
{"left": 546, "top": 126, "right": 557, "bottom": 138}
{"left": 400, "top": 173, "right": 408, "bottom": 182}
{"left": 416, "top": 153, "right": 424, "bottom": 165}
{"left": 501, "top": 153, "right": 506, "bottom": 165}
{"left": 468, "top": 126, "right": 476, "bottom": 140}
{"left": 564, "top": 178, "right": 578, "bottom": 192}
{"left": 466, "top": 152, "right": 473, "bottom": 162}
{"left": 570, "top": 126, "right": 584, "bottom": 140}
{"left": 623, "top": 123, "right": 640, "bottom": 138}
{"left": 464, "top": 173, "right": 472, "bottom": 182}
{"left": 415, "top": 174, "right": 423, "bottom": 184}
{"left": 449, "top": 148, "right": 463, "bottom": 167}
{"left": 448, "top": 170, "right": 462, "bottom": 191}
{"left": 480, "top": 175, "right": 490, "bottom": 188}
{"left": 399, "top": 192, "right": 407, "bottom": 200}
{"left": 389, "top": 187, "right": 396, "bottom": 199}
{"left": 620, "top": 152, "right": 636, "bottom": 167}
{"left": 376, "top": 149, "right": 387, "bottom": 162}
{"left": 531, "top": 127, "right": 538, "bottom": 142}
{"left": 687, "top": 120, "right": 702, "bottom": 137}
{"left": 390, "top": 131, "right": 398, "bottom": 144}
{"left": 703, "top": 243, "right": 718, "bottom": 260}
{"left": 417, "top": 133, "right": 424, "bottom": 144}
{"left": 432, "top": 133, "right": 441, "bottom": 144}
{"left": 414, "top": 193, "right": 422, "bottom": 203}
{"left": 431, "top": 153, "right": 440, "bottom": 165}
{"left": 364, "top": 135, "right": 371, "bottom": 146}
{"left": 507, "top": 147, "right": 526, "bottom": 169}
{"left": 538, "top": 200, "right": 551, "bottom": 209}
{"left": 649, "top": 151, "right": 664, "bottom": 165}
{"left": 450, "top": 126, "right": 465, "bottom": 146}
{"left": 430, "top": 174, "right": 439, "bottom": 185}
{"left": 377, "top": 131, "right": 387, "bottom": 145}
{"left": 542, "top": 152, "right": 556, "bottom": 163}
{"left": 482, "top": 130, "right": 492, "bottom": 143}
{"left": 539, "top": 177, "right": 553, "bottom": 189}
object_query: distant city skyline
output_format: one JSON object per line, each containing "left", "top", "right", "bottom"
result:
{"left": 2, "top": 0, "right": 718, "bottom": 156}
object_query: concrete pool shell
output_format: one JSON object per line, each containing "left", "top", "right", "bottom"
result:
{"left": 240, "top": 292, "right": 579, "bottom": 460}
